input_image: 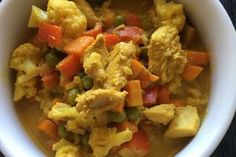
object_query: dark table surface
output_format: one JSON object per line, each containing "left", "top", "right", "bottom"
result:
{"left": 0, "top": 0, "right": 236, "bottom": 157}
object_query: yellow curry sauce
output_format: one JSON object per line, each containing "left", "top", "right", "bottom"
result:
{"left": 11, "top": 0, "right": 210, "bottom": 157}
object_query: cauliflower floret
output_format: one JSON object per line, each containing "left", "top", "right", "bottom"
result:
{"left": 35, "top": 89, "right": 53, "bottom": 116}
{"left": 155, "top": 0, "right": 186, "bottom": 32}
{"left": 13, "top": 71, "right": 38, "bottom": 101}
{"left": 9, "top": 43, "right": 42, "bottom": 101}
{"left": 9, "top": 43, "right": 42, "bottom": 77}
{"left": 47, "top": 0, "right": 87, "bottom": 39}
{"left": 53, "top": 139, "right": 74, "bottom": 151}
{"left": 89, "top": 128, "right": 132, "bottom": 157}
{"left": 148, "top": 25, "right": 187, "bottom": 84}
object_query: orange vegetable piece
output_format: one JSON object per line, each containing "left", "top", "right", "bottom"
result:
{"left": 37, "top": 118, "right": 58, "bottom": 139}
{"left": 182, "top": 65, "right": 203, "bottom": 81}
{"left": 130, "top": 59, "right": 159, "bottom": 88}
{"left": 124, "top": 129, "right": 150, "bottom": 156}
{"left": 104, "top": 34, "right": 121, "bottom": 48}
{"left": 185, "top": 49, "right": 209, "bottom": 66}
{"left": 41, "top": 72, "right": 59, "bottom": 90}
{"left": 56, "top": 54, "right": 82, "bottom": 78}
{"left": 125, "top": 80, "right": 143, "bottom": 107}
{"left": 64, "top": 36, "right": 95, "bottom": 58}
{"left": 37, "top": 23, "right": 62, "bottom": 47}
{"left": 116, "top": 121, "right": 138, "bottom": 134}
{"left": 83, "top": 24, "right": 103, "bottom": 37}
{"left": 157, "top": 87, "right": 170, "bottom": 104}
{"left": 143, "top": 87, "right": 158, "bottom": 107}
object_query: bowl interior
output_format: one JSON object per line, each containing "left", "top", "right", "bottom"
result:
{"left": 0, "top": 0, "right": 236, "bottom": 157}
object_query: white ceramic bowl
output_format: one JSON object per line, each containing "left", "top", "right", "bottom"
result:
{"left": 0, "top": 0, "right": 236, "bottom": 157}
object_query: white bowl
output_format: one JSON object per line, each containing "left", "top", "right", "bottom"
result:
{"left": 0, "top": 0, "right": 236, "bottom": 157}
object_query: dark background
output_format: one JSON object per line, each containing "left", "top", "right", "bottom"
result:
{"left": 0, "top": 0, "right": 235, "bottom": 156}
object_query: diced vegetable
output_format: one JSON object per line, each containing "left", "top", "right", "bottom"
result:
{"left": 58, "top": 124, "right": 69, "bottom": 138}
{"left": 129, "top": 59, "right": 159, "bottom": 88}
{"left": 116, "top": 121, "right": 138, "bottom": 133}
{"left": 56, "top": 55, "right": 82, "bottom": 78}
{"left": 67, "top": 88, "right": 82, "bottom": 105}
{"left": 83, "top": 24, "right": 103, "bottom": 37}
{"left": 126, "top": 13, "right": 141, "bottom": 27}
{"left": 113, "top": 15, "right": 126, "bottom": 27}
{"left": 111, "top": 103, "right": 125, "bottom": 113}
{"left": 104, "top": 34, "right": 121, "bottom": 48}
{"left": 45, "top": 49, "right": 61, "bottom": 67}
{"left": 186, "top": 50, "right": 209, "bottom": 66}
{"left": 157, "top": 87, "right": 170, "bottom": 104}
{"left": 143, "top": 87, "right": 158, "bottom": 107}
{"left": 125, "top": 80, "right": 143, "bottom": 107}
{"left": 138, "top": 68, "right": 159, "bottom": 89}
{"left": 64, "top": 36, "right": 95, "bottom": 57}
{"left": 37, "top": 118, "right": 58, "bottom": 139}
{"left": 124, "top": 129, "right": 150, "bottom": 156}
{"left": 182, "top": 65, "right": 203, "bottom": 81}
{"left": 28, "top": 5, "right": 48, "bottom": 28}
{"left": 130, "top": 59, "right": 144, "bottom": 79}
{"left": 125, "top": 107, "right": 141, "bottom": 123}
{"left": 181, "top": 25, "right": 197, "bottom": 48}
{"left": 41, "top": 72, "right": 59, "bottom": 90}
{"left": 37, "top": 23, "right": 62, "bottom": 47}
{"left": 109, "top": 111, "right": 127, "bottom": 123}
{"left": 82, "top": 75, "right": 94, "bottom": 90}
{"left": 115, "top": 26, "right": 144, "bottom": 44}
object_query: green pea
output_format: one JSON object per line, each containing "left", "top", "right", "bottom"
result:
{"left": 113, "top": 15, "right": 126, "bottom": 27}
{"left": 82, "top": 76, "right": 93, "bottom": 90}
{"left": 78, "top": 71, "right": 86, "bottom": 79}
{"left": 45, "top": 49, "right": 61, "bottom": 66}
{"left": 125, "top": 107, "right": 141, "bottom": 122}
{"left": 109, "top": 111, "right": 126, "bottom": 123}
{"left": 58, "top": 125, "right": 68, "bottom": 138}
{"left": 67, "top": 88, "right": 82, "bottom": 105}
{"left": 82, "top": 134, "right": 90, "bottom": 146}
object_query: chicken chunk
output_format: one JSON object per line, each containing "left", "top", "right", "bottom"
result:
{"left": 165, "top": 105, "right": 200, "bottom": 138}
{"left": 104, "top": 42, "right": 136, "bottom": 90}
{"left": 143, "top": 104, "right": 176, "bottom": 125}
{"left": 47, "top": 0, "right": 87, "bottom": 40}
{"left": 83, "top": 35, "right": 109, "bottom": 86}
{"left": 155, "top": 0, "right": 186, "bottom": 32}
{"left": 89, "top": 128, "right": 132, "bottom": 157}
{"left": 73, "top": 0, "right": 101, "bottom": 28}
{"left": 76, "top": 89, "right": 127, "bottom": 116}
{"left": 148, "top": 25, "right": 187, "bottom": 84}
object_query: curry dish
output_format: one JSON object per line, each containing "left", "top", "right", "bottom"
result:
{"left": 9, "top": 0, "right": 210, "bottom": 157}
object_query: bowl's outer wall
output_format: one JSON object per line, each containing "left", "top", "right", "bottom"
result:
{"left": 0, "top": 0, "right": 236, "bottom": 157}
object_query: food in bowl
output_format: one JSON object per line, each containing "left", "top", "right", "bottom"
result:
{"left": 9, "top": 0, "right": 210, "bottom": 156}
